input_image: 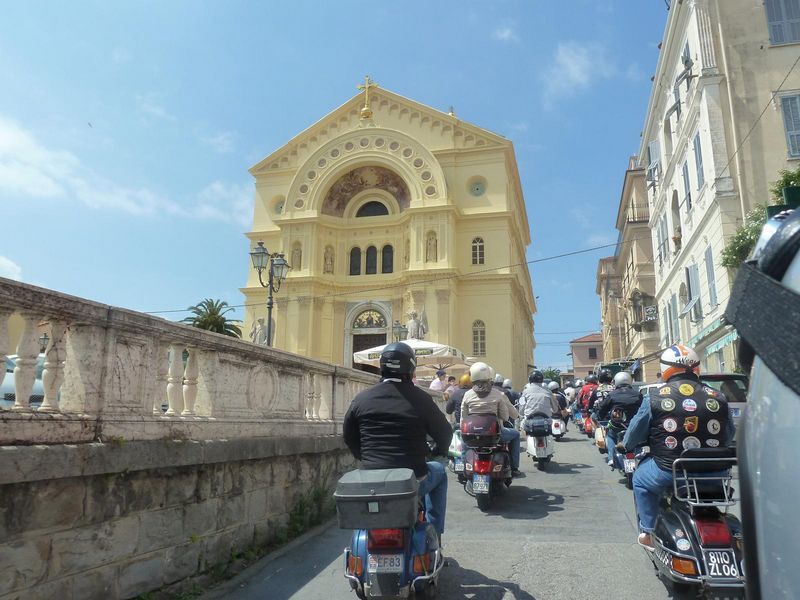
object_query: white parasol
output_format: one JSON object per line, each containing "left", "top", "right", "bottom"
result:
{"left": 353, "top": 338, "right": 472, "bottom": 371}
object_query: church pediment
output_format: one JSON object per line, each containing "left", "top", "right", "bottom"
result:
{"left": 250, "top": 86, "right": 509, "bottom": 176}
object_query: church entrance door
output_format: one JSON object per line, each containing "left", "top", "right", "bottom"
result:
{"left": 352, "top": 333, "right": 386, "bottom": 370}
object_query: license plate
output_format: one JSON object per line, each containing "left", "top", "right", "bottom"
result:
{"left": 367, "top": 553, "right": 404, "bottom": 573}
{"left": 454, "top": 459, "right": 464, "bottom": 472}
{"left": 473, "top": 474, "right": 490, "bottom": 493}
{"left": 703, "top": 549, "right": 740, "bottom": 578}
{"left": 624, "top": 459, "right": 636, "bottom": 473}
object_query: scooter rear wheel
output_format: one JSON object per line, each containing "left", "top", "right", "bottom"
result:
{"left": 476, "top": 493, "right": 491, "bottom": 511}
{"left": 625, "top": 473, "right": 633, "bottom": 490}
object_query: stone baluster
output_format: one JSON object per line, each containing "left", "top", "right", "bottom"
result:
{"left": 39, "top": 320, "right": 67, "bottom": 413}
{"left": 12, "top": 313, "right": 42, "bottom": 411}
{"left": 311, "top": 373, "right": 322, "bottom": 420}
{"left": 0, "top": 307, "right": 12, "bottom": 390}
{"left": 60, "top": 323, "right": 107, "bottom": 414}
{"left": 182, "top": 347, "right": 198, "bottom": 416}
{"left": 303, "top": 372, "right": 314, "bottom": 419}
{"left": 318, "top": 373, "right": 331, "bottom": 421}
{"left": 165, "top": 344, "right": 185, "bottom": 416}
{"left": 151, "top": 342, "right": 170, "bottom": 415}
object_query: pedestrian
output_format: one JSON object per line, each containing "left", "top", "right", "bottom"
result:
{"left": 429, "top": 370, "right": 448, "bottom": 392}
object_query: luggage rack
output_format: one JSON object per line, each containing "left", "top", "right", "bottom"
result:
{"left": 671, "top": 455, "right": 737, "bottom": 508}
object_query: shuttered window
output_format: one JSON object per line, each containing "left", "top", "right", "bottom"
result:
{"left": 682, "top": 161, "right": 692, "bottom": 212}
{"left": 765, "top": 0, "right": 800, "bottom": 45}
{"left": 693, "top": 133, "right": 705, "bottom": 189}
{"left": 670, "top": 294, "right": 680, "bottom": 343}
{"left": 687, "top": 264, "right": 703, "bottom": 320}
{"left": 781, "top": 95, "right": 800, "bottom": 157}
{"left": 705, "top": 246, "right": 718, "bottom": 308}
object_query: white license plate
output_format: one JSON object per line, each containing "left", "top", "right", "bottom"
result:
{"left": 624, "top": 459, "right": 636, "bottom": 473}
{"left": 367, "top": 553, "right": 404, "bottom": 573}
{"left": 454, "top": 459, "right": 464, "bottom": 472}
{"left": 473, "top": 474, "right": 490, "bottom": 493}
{"left": 703, "top": 550, "right": 740, "bottom": 578}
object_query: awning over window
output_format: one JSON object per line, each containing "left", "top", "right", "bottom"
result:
{"left": 704, "top": 330, "right": 739, "bottom": 357}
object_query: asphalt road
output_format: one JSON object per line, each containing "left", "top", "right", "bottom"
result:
{"left": 204, "top": 428, "right": 701, "bottom": 600}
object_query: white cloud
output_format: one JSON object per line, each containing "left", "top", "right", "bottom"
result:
{"left": 0, "top": 115, "right": 249, "bottom": 225}
{"left": 137, "top": 92, "right": 174, "bottom": 121}
{"left": 542, "top": 41, "right": 616, "bottom": 106}
{"left": 493, "top": 26, "right": 520, "bottom": 43}
{"left": 202, "top": 131, "right": 236, "bottom": 154}
{"left": 0, "top": 256, "right": 22, "bottom": 281}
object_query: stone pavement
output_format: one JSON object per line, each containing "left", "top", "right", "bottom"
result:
{"left": 203, "top": 427, "right": 700, "bottom": 600}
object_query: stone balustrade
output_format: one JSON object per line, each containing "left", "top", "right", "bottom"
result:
{"left": 0, "top": 277, "right": 391, "bottom": 445}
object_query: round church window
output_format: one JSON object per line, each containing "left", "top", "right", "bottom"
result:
{"left": 345, "top": 141, "right": 355, "bottom": 151}
{"left": 421, "top": 171, "right": 432, "bottom": 181}
{"left": 375, "top": 138, "right": 385, "bottom": 147}
{"left": 331, "top": 149, "right": 340, "bottom": 158}
{"left": 413, "top": 158, "right": 424, "bottom": 168}
{"left": 468, "top": 176, "right": 487, "bottom": 197}
{"left": 360, "top": 138, "right": 369, "bottom": 147}
{"left": 402, "top": 148, "right": 413, "bottom": 158}
{"left": 425, "top": 185, "right": 436, "bottom": 196}
{"left": 307, "top": 170, "right": 317, "bottom": 180}
{"left": 389, "top": 141, "right": 400, "bottom": 151}
{"left": 295, "top": 199, "right": 304, "bottom": 208}
{"left": 318, "top": 158, "right": 327, "bottom": 168}
{"left": 299, "top": 184, "right": 309, "bottom": 194}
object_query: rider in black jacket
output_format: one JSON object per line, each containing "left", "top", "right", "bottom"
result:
{"left": 599, "top": 371, "right": 643, "bottom": 467}
{"left": 343, "top": 342, "right": 453, "bottom": 537}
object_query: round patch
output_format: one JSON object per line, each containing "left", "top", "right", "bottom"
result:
{"left": 661, "top": 398, "right": 676, "bottom": 411}
{"left": 706, "top": 398, "right": 720, "bottom": 412}
{"left": 706, "top": 438, "right": 720, "bottom": 447}
{"left": 707, "top": 419, "right": 721, "bottom": 435}
{"left": 659, "top": 386, "right": 672, "bottom": 396}
{"left": 663, "top": 418, "right": 678, "bottom": 432}
{"left": 675, "top": 529, "right": 685, "bottom": 538}
{"left": 683, "top": 436, "right": 702, "bottom": 450}
{"left": 682, "top": 399, "right": 697, "bottom": 412}
{"left": 679, "top": 383, "right": 695, "bottom": 396}
{"left": 676, "top": 538, "right": 691, "bottom": 551}
{"left": 665, "top": 436, "right": 678, "bottom": 450}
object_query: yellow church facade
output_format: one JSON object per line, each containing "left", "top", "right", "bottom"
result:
{"left": 241, "top": 83, "right": 536, "bottom": 386}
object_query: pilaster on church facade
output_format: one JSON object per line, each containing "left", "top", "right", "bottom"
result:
{"left": 240, "top": 84, "right": 536, "bottom": 386}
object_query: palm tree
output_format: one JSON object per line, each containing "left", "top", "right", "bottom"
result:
{"left": 182, "top": 299, "right": 242, "bottom": 338}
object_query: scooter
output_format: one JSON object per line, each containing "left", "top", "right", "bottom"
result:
{"left": 335, "top": 468, "right": 442, "bottom": 599}
{"left": 582, "top": 411, "right": 595, "bottom": 438}
{"left": 461, "top": 414, "right": 512, "bottom": 511}
{"left": 644, "top": 448, "right": 745, "bottom": 598}
{"left": 551, "top": 417, "right": 565, "bottom": 440}
{"left": 524, "top": 413, "right": 555, "bottom": 470}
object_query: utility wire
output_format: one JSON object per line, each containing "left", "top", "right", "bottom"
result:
{"left": 145, "top": 235, "right": 653, "bottom": 316}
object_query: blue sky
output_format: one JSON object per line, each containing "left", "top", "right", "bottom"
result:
{"left": 0, "top": 0, "right": 667, "bottom": 373}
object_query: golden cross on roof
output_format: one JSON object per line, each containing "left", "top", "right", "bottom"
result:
{"left": 357, "top": 75, "right": 378, "bottom": 119}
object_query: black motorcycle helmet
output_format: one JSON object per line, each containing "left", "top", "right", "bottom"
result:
{"left": 379, "top": 342, "right": 416, "bottom": 377}
{"left": 598, "top": 369, "right": 613, "bottom": 384}
{"left": 586, "top": 374, "right": 598, "bottom": 384}
{"left": 528, "top": 369, "right": 544, "bottom": 384}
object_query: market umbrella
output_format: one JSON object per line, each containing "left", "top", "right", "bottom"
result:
{"left": 353, "top": 338, "right": 472, "bottom": 371}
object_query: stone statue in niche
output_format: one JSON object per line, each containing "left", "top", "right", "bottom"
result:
{"left": 425, "top": 232, "right": 437, "bottom": 263}
{"left": 404, "top": 238, "right": 410, "bottom": 269}
{"left": 250, "top": 318, "right": 268, "bottom": 345}
{"left": 323, "top": 246, "right": 334, "bottom": 274}
{"left": 406, "top": 310, "right": 427, "bottom": 340}
{"left": 291, "top": 244, "right": 302, "bottom": 270}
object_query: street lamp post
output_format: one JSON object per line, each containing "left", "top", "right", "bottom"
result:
{"left": 250, "top": 241, "right": 292, "bottom": 347}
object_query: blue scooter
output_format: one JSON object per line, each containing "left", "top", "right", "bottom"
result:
{"left": 335, "top": 468, "right": 443, "bottom": 599}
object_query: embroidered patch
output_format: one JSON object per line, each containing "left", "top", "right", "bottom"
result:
{"left": 665, "top": 436, "right": 678, "bottom": 450}
{"left": 661, "top": 398, "right": 676, "bottom": 411}
{"left": 663, "top": 418, "right": 678, "bottom": 433}
{"left": 703, "top": 386, "right": 718, "bottom": 397}
{"left": 683, "top": 416, "right": 698, "bottom": 433}
{"left": 659, "top": 387, "right": 672, "bottom": 396}
{"left": 683, "top": 436, "right": 701, "bottom": 450}
{"left": 679, "top": 383, "right": 695, "bottom": 396}
{"left": 675, "top": 529, "right": 685, "bottom": 538}
{"left": 707, "top": 419, "right": 721, "bottom": 435}
{"left": 706, "top": 438, "right": 720, "bottom": 447}
{"left": 706, "top": 398, "right": 720, "bottom": 412}
{"left": 682, "top": 399, "right": 697, "bottom": 412}
{"left": 676, "top": 538, "right": 691, "bottom": 551}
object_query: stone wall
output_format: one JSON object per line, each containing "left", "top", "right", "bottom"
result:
{"left": 0, "top": 436, "right": 356, "bottom": 600}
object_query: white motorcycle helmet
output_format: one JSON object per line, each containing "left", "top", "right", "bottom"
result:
{"left": 470, "top": 362, "right": 493, "bottom": 383}
{"left": 613, "top": 371, "right": 633, "bottom": 387}
{"left": 547, "top": 381, "right": 560, "bottom": 392}
{"left": 493, "top": 373, "right": 504, "bottom": 385}
{"left": 725, "top": 208, "right": 800, "bottom": 598}
{"left": 502, "top": 378, "right": 513, "bottom": 389}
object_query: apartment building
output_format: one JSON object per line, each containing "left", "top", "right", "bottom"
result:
{"left": 639, "top": 0, "right": 800, "bottom": 371}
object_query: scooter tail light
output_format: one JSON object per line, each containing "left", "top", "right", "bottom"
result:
{"left": 474, "top": 459, "right": 492, "bottom": 474}
{"left": 695, "top": 519, "right": 733, "bottom": 546}
{"left": 412, "top": 553, "right": 431, "bottom": 574}
{"left": 367, "top": 528, "right": 404, "bottom": 551}
{"left": 626, "top": 452, "right": 635, "bottom": 459}
{"left": 537, "top": 439, "right": 545, "bottom": 448}
{"left": 348, "top": 555, "right": 363, "bottom": 576}
{"left": 671, "top": 557, "right": 697, "bottom": 575}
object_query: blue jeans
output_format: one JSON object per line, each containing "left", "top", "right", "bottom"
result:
{"left": 500, "top": 427, "right": 520, "bottom": 470}
{"left": 633, "top": 457, "right": 728, "bottom": 532}
{"left": 418, "top": 461, "right": 447, "bottom": 535}
{"left": 606, "top": 429, "right": 618, "bottom": 466}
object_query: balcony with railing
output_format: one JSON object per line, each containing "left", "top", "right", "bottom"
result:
{"left": 626, "top": 203, "right": 651, "bottom": 223}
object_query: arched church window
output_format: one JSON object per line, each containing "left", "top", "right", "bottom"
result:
{"left": 382, "top": 245, "right": 393, "bottom": 273}
{"left": 350, "top": 247, "right": 361, "bottom": 276}
{"left": 356, "top": 201, "right": 390, "bottom": 217}
{"left": 472, "top": 320, "right": 486, "bottom": 356}
{"left": 353, "top": 309, "right": 387, "bottom": 329}
{"left": 365, "top": 246, "right": 378, "bottom": 274}
{"left": 471, "top": 237, "right": 485, "bottom": 265}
